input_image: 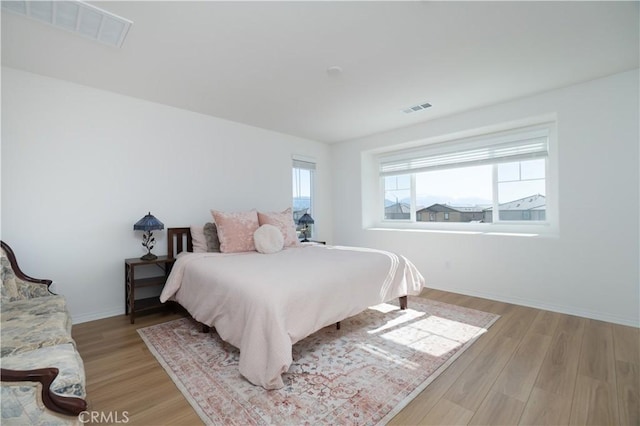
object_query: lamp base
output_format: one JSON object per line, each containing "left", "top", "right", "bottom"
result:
{"left": 141, "top": 253, "right": 158, "bottom": 261}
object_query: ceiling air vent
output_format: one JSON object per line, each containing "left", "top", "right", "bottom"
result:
{"left": 2, "top": 1, "right": 133, "bottom": 48}
{"left": 402, "top": 102, "right": 432, "bottom": 114}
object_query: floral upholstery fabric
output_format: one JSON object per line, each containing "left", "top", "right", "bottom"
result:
{"left": 1, "top": 296, "right": 73, "bottom": 358}
{"left": 1, "top": 245, "right": 85, "bottom": 422}
{"left": 1, "top": 384, "right": 80, "bottom": 425}
{"left": 1, "top": 248, "right": 51, "bottom": 303}
{"left": 1, "top": 343, "right": 86, "bottom": 399}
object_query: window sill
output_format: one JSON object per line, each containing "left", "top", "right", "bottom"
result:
{"left": 369, "top": 222, "right": 558, "bottom": 238}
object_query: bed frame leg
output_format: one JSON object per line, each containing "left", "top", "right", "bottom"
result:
{"left": 399, "top": 296, "right": 408, "bottom": 310}
{"left": 336, "top": 322, "right": 340, "bottom": 330}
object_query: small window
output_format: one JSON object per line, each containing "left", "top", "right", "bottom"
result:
{"left": 292, "top": 158, "right": 316, "bottom": 238}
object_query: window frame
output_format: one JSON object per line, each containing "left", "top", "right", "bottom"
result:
{"left": 292, "top": 156, "right": 316, "bottom": 238}
{"left": 374, "top": 122, "right": 558, "bottom": 236}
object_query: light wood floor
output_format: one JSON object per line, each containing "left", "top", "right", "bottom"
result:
{"left": 72, "top": 289, "right": 639, "bottom": 425}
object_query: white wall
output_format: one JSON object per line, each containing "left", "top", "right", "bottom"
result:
{"left": 331, "top": 69, "right": 640, "bottom": 326}
{"left": 3, "top": 67, "right": 638, "bottom": 327}
{"left": 1, "top": 67, "right": 332, "bottom": 323}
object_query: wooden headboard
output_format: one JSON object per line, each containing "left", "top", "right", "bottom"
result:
{"left": 167, "top": 227, "right": 193, "bottom": 259}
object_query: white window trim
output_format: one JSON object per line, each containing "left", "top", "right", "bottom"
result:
{"left": 373, "top": 121, "right": 558, "bottom": 237}
{"left": 292, "top": 155, "right": 317, "bottom": 237}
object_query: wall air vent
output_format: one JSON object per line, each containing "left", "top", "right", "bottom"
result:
{"left": 402, "top": 102, "right": 432, "bottom": 114}
{"left": 2, "top": 1, "right": 133, "bottom": 48}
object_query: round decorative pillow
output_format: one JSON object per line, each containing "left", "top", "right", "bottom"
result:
{"left": 253, "top": 224, "right": 284, "bottom": 254}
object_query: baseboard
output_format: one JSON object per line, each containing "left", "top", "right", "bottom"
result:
{"left": 72, "top": 306, "right": 123, "bottom": 325}
{"left": 427, "top": 284, "right": 639, "bottom": 328}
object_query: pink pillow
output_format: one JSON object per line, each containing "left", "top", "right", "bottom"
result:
{"left": 190, "top": 225, "right": 207, "bottom": 253}
{"left": 258, "top": 208, "right": 300, "bottom": 247}
{"left": 211, "top": 210, "right": 260, "bottom": 253}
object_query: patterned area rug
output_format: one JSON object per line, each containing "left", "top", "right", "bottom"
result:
{"left": 138, "top": 297, "right": 499, "bottom": 425}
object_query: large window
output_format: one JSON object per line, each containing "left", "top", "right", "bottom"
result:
{"left": 379, "top": 124, "right": 553, "bottom": 230}
{"left": 384, "top": 175, "right": 411, "bottom": 220}
{"left": 292, "top": 157, "right": 315, "bottom": 237}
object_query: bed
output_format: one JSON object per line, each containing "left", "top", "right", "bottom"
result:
{"left": 160, "top": 227, "right": 425, "bottom": 389}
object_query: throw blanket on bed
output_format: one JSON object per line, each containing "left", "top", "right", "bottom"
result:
{"left": 160, "top": 244, "right": 425, "bottom": 389}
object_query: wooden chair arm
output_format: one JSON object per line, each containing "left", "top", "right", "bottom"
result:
{"left": 1, "top": 367, "right": 87, "bottom": 416}
{"left": 1, "top": 241, "right": 53, "bottom": 289}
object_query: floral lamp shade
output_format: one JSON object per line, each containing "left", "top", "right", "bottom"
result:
{"left": 133, "top": 212, "right": 164, "bottom": 260}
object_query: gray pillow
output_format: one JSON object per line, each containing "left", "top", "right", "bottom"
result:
{"left": 203, "top": 222, "right": 221, "bottom": 252}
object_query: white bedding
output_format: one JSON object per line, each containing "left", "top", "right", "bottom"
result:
{"left": 160, "top": 244, "right": 425, "bottom": 389}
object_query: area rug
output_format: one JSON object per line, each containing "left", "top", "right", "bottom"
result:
{"left": 138, "top": 297, "right": 499, "bottom": 425}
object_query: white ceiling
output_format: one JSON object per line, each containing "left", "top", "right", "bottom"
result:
{"left": 2, "top": 1, "right": 638, "bottom": 143}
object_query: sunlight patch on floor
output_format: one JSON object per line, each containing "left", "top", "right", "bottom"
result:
{"left": 367, "top": 304, "right": 426, "bottom": 334}
{"left": 368, "top": 303, "right": 400, "bottom": 314}
{"left": 357, "top": 342, "right": 421, "bottom": 370}
{"left": 366, "top": 304, "right": 488, "bottom": 358}
{"left": 380, "top": 327, "right": 463, "bottom": 357}
{"left": 409, "top": 316, "right": 487, "bottom": 343}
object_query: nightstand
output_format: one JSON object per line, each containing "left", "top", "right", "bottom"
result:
{"left": 125, "top": 256, "right": 174, "bottom": 324}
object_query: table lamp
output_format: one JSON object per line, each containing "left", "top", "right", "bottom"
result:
{"left": 297, "top": 213, "right": 315, "bottom": 242}
{"left": 133, "top": 212, "right": 164, "bottom": 260}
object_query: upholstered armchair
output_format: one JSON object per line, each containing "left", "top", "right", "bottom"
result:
{"left": 1, "top": 241, "right": 87, "bottom": 422}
